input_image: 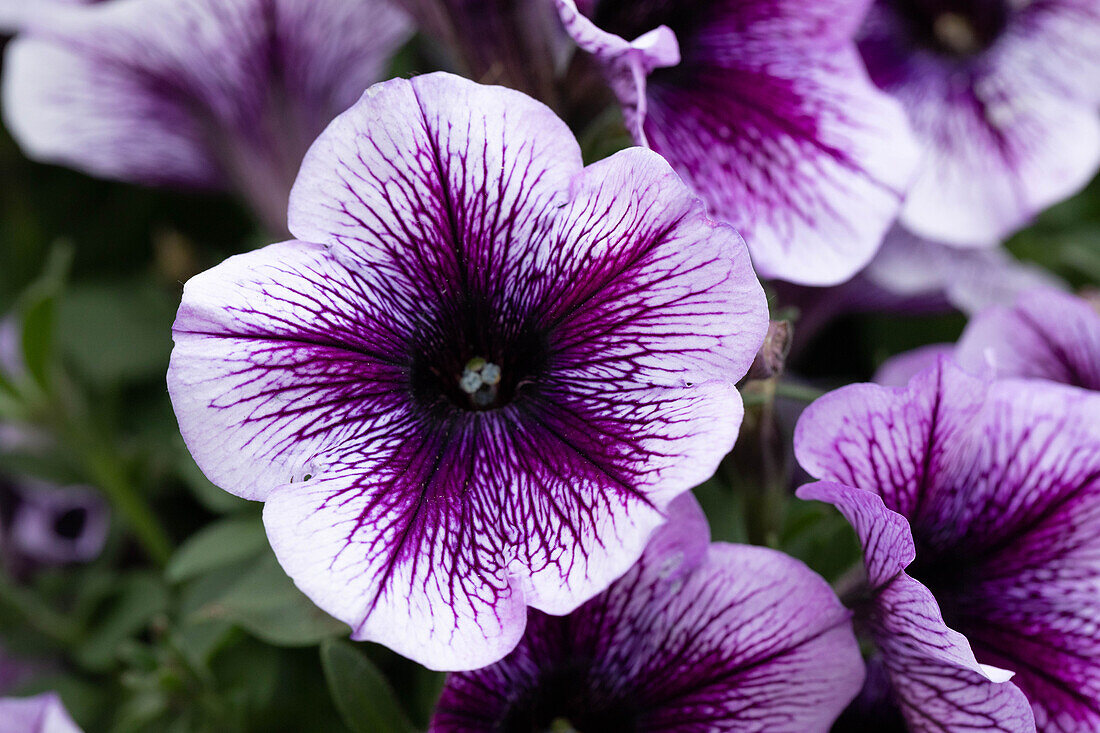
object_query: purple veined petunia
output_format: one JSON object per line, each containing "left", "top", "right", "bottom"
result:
{"left": 554, "top": 0, "right": 921, "bottom": 286}
{"left": 0, "top": 693, "right": 82, "bottom": 733}
{"left": 167, "top": 72, "right": 769, "bottom": 671}
{"left": 859, "top": 0, "right": 1100, "bottom": 246}
{"left": 1, "top": 0, "right": 411, "bottom": 234}
{"left": 431, "top": 493, "right": 865, "bottom": 732}
{"left": 796, "top": 358, "right": 1100, "bottom": 731}
{"left": 875, "top": 287, "right": 1099, "bottom": 390}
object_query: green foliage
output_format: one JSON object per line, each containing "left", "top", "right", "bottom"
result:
{"left": 320, "top": 640, "right": 417, "bottom": 733}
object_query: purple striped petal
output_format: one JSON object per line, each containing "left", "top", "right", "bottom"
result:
{"left": 432, "top": 493, "right": 864, "bottom": 732}
{"left": 0, "top": 693, "right": 82, "bottom": 733}
{"left": 860, "top": 1, "right": 1100, "bottom": 245}
{"left": 2, "top": 0, "right": 410, "bottom": 232}
{"left": 169, "top": 73, "right": 767, "bottom": 670}
{"left": 796, "top": 359, "right": 1100, "bottom": 731}
{"left": 874, "top": 343, "right": 954, "bottom": 387}
{"left": 556, "top": 0, "right": 920, "bottom": 285}
{"left": 799, "top": 482, "right": 1036, "bottom": 733}
{"left": 955, "top": 288, "right": 1100, "bottom": 390}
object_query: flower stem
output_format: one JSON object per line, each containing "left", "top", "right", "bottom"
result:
{"left": 81, "top": 444, "right": 172, "bottom": 567}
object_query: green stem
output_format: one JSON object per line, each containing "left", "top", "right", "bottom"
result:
{"left": 773, "top": 381, "right": 826, "bottom": 404}
{"left": 82, "top": 445, "right": 172, "bottom": 566}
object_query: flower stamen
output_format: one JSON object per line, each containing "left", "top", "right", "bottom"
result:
{"left": 459, "top": 357, "right": 502, "bottom": 408}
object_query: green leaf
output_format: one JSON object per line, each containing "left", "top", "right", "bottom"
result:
{"left": 20, "top": 290, "right": 56, "bottom": 389}
{"left": 56, "top": 280, "right": 177, "bottom": 385}
{"left": 166, "top": 516, "right": 267, "bottom": 584}
{"left": 188, "top": 553, "right": 348, "bottom": 647}
{"left": 76, "top": 573, "right": 170, "bottom": 671}
{"left": 320, "top": 640, "right": 416, "bottom": 733}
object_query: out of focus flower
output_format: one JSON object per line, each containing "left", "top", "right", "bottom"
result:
{"left": 777, "top": 226, "right": 1060, "bottom": 354}
{"left": 168, "top": 73, "right": 767, "bottom": 671}
{"left": 431, "top": 494, "right": 864, "bottom": 732}
{"left": 555, "top": 0, "right": 921, "bottom": 285}
{"left": 1, "top": 0, "right": 411, "bottom": 233}
{"left": 0, "top": 0, "right": 102, "bottom": 33}
{"left": 877, "top": 288, "right": 1100, "bottom": 389}
{"left": 859, "top": 0, "right": 1100, "bottom": 246}
{"left": 3, "top": 480, "right": 109, "bottom": 567}
{"left": 0, "top": 692, "right": 82, "bottom": 733}
{"left": 797, "top": 359, "right": 1100, "bottom": 731}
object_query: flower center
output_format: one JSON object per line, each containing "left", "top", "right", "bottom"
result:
{"left": 458, "top": 357, "right": 503, "bottom": 409}
{"left": 891, "top": 0, "right": 1011, "bottom": 56}
{"left": 408, "top": 309, "right": 549, "bottom": 415}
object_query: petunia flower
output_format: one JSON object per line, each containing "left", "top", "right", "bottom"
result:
{"left": 1, "top": 0, "right": 411, "bottom": 233}
{"left": 876, "top": 287, "right": 1099, "bottom": 390}
{"left": 859, "top": 0, "right": 1100, "bottom": 246}
{"left": 0, "top": 693, "right": 82, "bottom": 733}
{"left": 554, "top": 0, "right": 921, "bottom": 286}
{"left": 168, "top": 72, "right": 768, "bottom": 671}
{"left": 796, "top": 359, "right": 1100, "bottom": 731}
{"left": 431, "top": 493, "right": 865, "bottom": 732}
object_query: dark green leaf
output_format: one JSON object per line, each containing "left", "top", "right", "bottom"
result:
{"left": 166, "top": 516, "right": 267, "bottom": 584}
{"left": 188, "top": 553, "right": 348, "bottom": 647}
{"left": 320, "top": 640, "right": 416, "bottom": 733}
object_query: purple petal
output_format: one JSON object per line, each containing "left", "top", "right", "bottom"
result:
{"left": 799, "top": 482, "right": 1036, "bottom": 733}
{"left": 0, "top": 693, "right": 82, "bottom": 733}
{"left": 955, "top": 288, "right": 1100, "bottom": 390}
{"left": 171, "top": 73, "right": 767, "bottom": 670}
{"left": 554, "top": 0, "right": 679, "bottom": 144}
{"left": 434, "top": 495, "right": 864, "bottom": 732}
{"left": 859, "top": 2, "right": 1100, "bottom": 245}
{"left": 797, "top": 359, "right": 1100, "bottom": 731}
{"left": 794, "top": 357, "right": 989, "bottom": 518}
{"left": 557, "top": 0, "right": 920, "bottom": 285}
{"left": 874, "top": 344, "right": 955, "bottom": 387}
{"left": 862, "top": 226, "right": 1065, "bottom": 315}
{"left": 2, "top": 0, "right": 410, "bottom": 231}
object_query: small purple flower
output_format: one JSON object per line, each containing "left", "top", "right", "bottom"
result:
{"left": 168, "top": 73, "right": 768, "bottom": 670}
{"left": 431, "top": 494, "right": 865, "bottom": 732}
{"left": 1, "top": 0, "right": 411, "bottom": 233}
{"left": 796, "top": 359, "right": 1100, "bottom": 731}
{"left": 876, "top": 288, "right": 1098, "bottom": 390}
{"left": 4, "top": 480, "right": 109, "bottom": 566}
{"left": 555, "top": 0, "right": 921, "bottom": 285}
{"left": 859, "top": 1, "right": 1100, "bottom": 245}
{"left": 0, "top": 692, "right": 82, "bottom": 733}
